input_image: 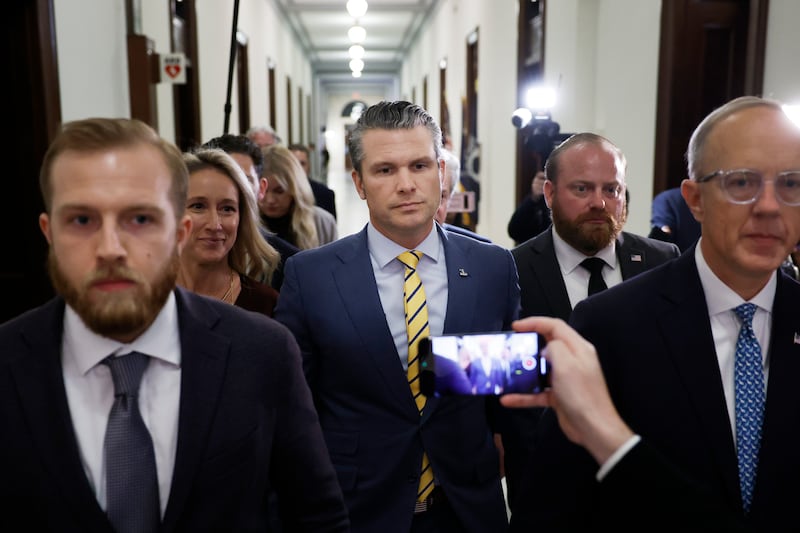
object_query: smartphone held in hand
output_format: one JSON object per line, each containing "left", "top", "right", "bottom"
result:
{"left": 419, "top": 331, "right": 548, "bottom": 397}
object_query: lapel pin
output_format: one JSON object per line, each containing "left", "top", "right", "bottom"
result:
{"left": 458, "top": 268, "right": 469, "bottom": 277}
{"left": 630, "top": 254, "right": 642, "bottom": 262}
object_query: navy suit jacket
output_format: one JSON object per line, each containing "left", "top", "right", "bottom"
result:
{"left": 275, "top": 225, "right": 520, "bottom": 533}
{"left": 0, "top": 288, "right": 348, "bottom": 532}
{"left": 512, "top": 248, "right": 800, "bottom": 531}
{"left": 443, "top": 222, "right": 492, "bottom": 243}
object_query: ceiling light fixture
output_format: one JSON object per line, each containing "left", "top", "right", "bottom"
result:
{"left": 349, "top": 58, "right": 365, "bottom": 73}
{"left": 348, "top": 25, "right": 366, "bottom": 43}
{"left": 346, "top": 0, "right": 368, "bottom": 19}
{"left": 349, "top": 44, "right": 365, "bottom": 59}
{"left": 352, "top": 71, "right": 362, "bottom": 78}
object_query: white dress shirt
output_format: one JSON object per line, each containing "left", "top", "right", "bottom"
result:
{"left": 694, "top": 238, "right": 773, "bottom": 442}
{"left": 61, "top": 291, "right": 182, "bottom": 516}
{"left": 551, "top": 228, "right": 623, "bottom": 309}
{"left": 367, "top": 223, "right": 448, "bottom": 371}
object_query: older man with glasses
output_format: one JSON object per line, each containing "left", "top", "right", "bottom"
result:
{"left": 510, "top": 95, "right": 800, "bottom": 532}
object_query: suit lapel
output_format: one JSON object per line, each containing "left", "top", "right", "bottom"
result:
{"left": 11, "top": 299, "right": 112, "bottom": 531}
{"left": 162, "top": 289, "right": 231, "bottom": 531}
{"left": 653, "top": 253, "right": 741, "bottom": 501}
{"left": 441, "top": 230, "right": 478, "bottom": 334}
{"left": 529, "top": 230, "right": 572, "bottom": 320}
{"left": 617, "top": 232, "right": 652, "bottom": 279}
{"left": 332, "top": 231, "right": 419, "bottom": 415}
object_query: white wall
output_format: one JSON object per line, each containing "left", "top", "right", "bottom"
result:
{"left": 54, "top": 0, "right": 130, "bottom": 121}
{"left": 763, "top": 0, "right": 800, "bottom": 105}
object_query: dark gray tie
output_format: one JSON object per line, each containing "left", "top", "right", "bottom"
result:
{"left": 580, "top": 257, "right": 608, "bottom": 295}
{"left": 103, "top": 352, "right": 160, "bottom": 533}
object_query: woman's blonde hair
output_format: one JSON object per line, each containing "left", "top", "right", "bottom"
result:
{"left": 261, "top": 144, "right": 320, "bottom": 249}
{"left": 183, "top": 148, "right": 280, "bottom": 282}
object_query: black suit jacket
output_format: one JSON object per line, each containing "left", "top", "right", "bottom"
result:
{"left": 262, "top": 229, "right": 300, "bottom": 291}
{"left": 504, "top": 228, "right": 680, "bottom": 510}
{"left": 0, "top": 288, "right": 348, "bottom": 532}
{"left": 309, "top": 179, "right": 337, "bottom": 220}
{"left": 512, "top": 248, "right": 800, "bottom": 531}
{"left": 512, "top": 228, "right": 681, "bottom": 321}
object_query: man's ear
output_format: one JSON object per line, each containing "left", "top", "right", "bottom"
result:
{"left": 175, "top": 214, "right": 192, "bottom": 253}
{"left": 258, "top": 177, "right": 268, "bottom": 201}
{"left": 39, "top": 213, "right": 53, "bottom": 245}
{"left": 543, "top": 179, "right": 554, "bottom": 209}
{"left": 681, "top": 178, "right": 703, "bottom": 223}
{"left": 351, "top": 170, "right": 366, "bottom": 200}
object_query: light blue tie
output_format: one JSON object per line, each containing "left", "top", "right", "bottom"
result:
{"left": 733, "top": 303, "right": 765, "bottom": 514}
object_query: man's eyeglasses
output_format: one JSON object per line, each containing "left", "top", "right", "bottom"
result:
{"left": 697, "top": 169, "right": 800, "bottom": 206}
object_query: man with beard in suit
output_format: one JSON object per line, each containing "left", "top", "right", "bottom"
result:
{"left": 503, "top": 133, "right": 679, "bottom": 512}
{"left": 0, "top": 118, "right": 348, "bottom": 532}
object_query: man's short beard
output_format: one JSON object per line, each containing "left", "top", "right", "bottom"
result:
{"left": 48, "top": 249, "right": 179, "bottom": 339}
{"left": 551, "top": 203, "right": 625, "bottom": 255}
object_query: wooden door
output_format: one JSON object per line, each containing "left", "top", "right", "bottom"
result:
{"left": 653, "top": 0, "right": 768, "bottom": 192}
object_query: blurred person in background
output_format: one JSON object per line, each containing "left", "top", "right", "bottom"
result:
{"left": 260, "top": 144, "right": 338, "bottom": 250}
{"left": 289, "top": 142, "right": 337, "bottom": 220}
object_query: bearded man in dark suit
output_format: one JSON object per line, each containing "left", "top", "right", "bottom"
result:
{"left": 504, "top": 132, "right": 679, "bottom": 511}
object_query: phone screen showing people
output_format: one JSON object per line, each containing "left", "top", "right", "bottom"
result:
{"left": 419, "top": 332, "right": 547, "bottom": 397}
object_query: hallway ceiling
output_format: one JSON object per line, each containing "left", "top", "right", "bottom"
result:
{"left": 276, "top": 0, "right": 441, "bottom": 76}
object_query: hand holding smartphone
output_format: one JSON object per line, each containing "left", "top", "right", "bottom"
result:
{"left": 419, "top": 331, "right": 548, "bottom": 397}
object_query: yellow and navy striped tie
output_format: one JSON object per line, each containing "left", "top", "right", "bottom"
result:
{"left": 397, "top": 250, "right": 434, "bottom": 502}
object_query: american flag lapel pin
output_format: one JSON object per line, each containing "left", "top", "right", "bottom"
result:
{"left": 630, "top": 254, "right": 642, "bottom": 262}
{"left": 794, "top": 332, "right": 800, "bottom": 345}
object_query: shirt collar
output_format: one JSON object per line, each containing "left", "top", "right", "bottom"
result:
{"left": 367, "top": 222, "right": 442, "bottom": 269}
{"left": 63, "top": 291, "right": 182, "bottom": 375}
{"left": 694, "top": 237, "right": 776, "bottom": 316}
{"left": 552, "top": 226, "right": 618, "bottom": 274}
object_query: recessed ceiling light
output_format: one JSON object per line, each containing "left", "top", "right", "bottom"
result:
{"left": 352, "top": 71, "right": 363, "bottom": 78}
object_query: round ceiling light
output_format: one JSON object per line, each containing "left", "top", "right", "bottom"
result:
{"left": 346, "top": 0, "right": 368, "bottom": 19}
{"left": 349, "top": 58, "right": 365, "bottom": 72}
{"left": 349, "top": 45, "right": 365, "bottom": 59}
{"left": 348, "top": 25, "right": 366, "bottom": 43}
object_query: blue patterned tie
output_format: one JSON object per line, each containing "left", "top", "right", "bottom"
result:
{"left": 733, "top": 303, "right": 765, "bottom": 514}
{"left": 103, "top": 352, "right": 160, "bottom": 533}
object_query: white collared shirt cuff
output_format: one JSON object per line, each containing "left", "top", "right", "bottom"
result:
{"left": 596, "top": 434, "right": 642, "bottom": 481}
